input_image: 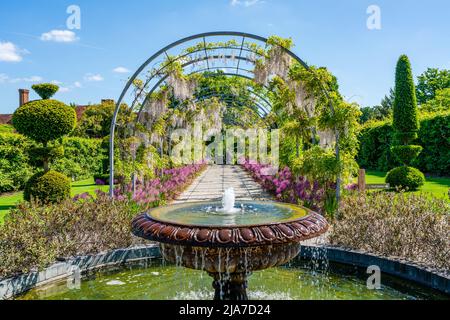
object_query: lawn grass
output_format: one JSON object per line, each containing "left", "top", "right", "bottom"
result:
{"left": 0, "top": 178, "right": 109, "bottom": 224}
{"left": 366, "top": 170, "right": 450, "bottom": 200}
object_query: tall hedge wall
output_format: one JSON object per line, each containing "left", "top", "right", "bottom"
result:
{"left": 52, "top": 137, "right": 105, "bottom": 181}
{"left": 0, "top": 133, "right": 34, "bottom": 192}
{"left": 0, "top": 133, "right": 105, "bottom": 193}
{"left": 357, "top": 111, "right": 450, "bottom": 176}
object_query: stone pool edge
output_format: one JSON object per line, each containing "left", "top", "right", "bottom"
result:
{"left": 1, "top": 243, "right": 448, "bottom": 300}
{"left": 0, "top": 244, "right": 161, "bottom": 300}
{"left": 300, "top": 245, "right": 450, "bottom": 295}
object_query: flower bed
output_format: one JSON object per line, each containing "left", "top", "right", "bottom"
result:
{"left": 0, "top": 163, "right": 206, "bottom": 279}
{"left": 114, "top": 163, "right": 207, "bottom": 208}
{"left": 242, "top": 160, "right": 325, "bottom": 213}
{"left": 330, "top": 192, "right": 450, "bottom": 271}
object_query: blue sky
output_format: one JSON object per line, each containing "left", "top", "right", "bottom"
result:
{"left": 0, "top": 0, "right": 449, "bottom": 114}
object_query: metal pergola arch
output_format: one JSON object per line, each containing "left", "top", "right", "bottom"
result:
{"left": 134, "top": 55, "right": 269, "bottom": 125}
{"left": 109, "top": 31, "right": 341, "bottom": 205}
{"left": 194, "top": 92, "right": 270, "bottom": 117}
{"left": 193, "top": 94, "right": 268, "bottom": 119}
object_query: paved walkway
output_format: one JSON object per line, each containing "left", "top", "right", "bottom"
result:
{"left": 174, "top": 165, "right": 272, "bottom": 203}
{"left": 174, "top": 165, "right": 329, "bottom": 244}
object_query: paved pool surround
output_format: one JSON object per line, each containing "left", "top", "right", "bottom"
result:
{"left": 1, "top": 244, "right": 449, "bottom": 300}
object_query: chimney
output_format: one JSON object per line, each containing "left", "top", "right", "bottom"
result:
{"left": 19, "top": 89, "right": 29, "bottom": 107}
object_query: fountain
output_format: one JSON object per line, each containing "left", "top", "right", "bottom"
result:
{"left": 132, "top": 188, "right": 328, "bottom": 300}
{"left": 220, "top": 187, "right": 241, "bottom": 214}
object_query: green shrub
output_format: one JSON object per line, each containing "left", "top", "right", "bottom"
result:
{"left": 385, "top": 166, "right": 425, "bottom": 191}
{"left": 293, "top": 146, "right": 359, "bottom": 186}
{"left": 331, "top": 192, "right": 449, "bottom": 270}
{"left": 0, "top": 194, "right": 142, "bottom": 278}
{"left": 393, "top": 55, "right": 419, "bottom": 145}
{"left": 12, "top": 100, "right": 76, "bottom": 144}
{"left": 0, "top": 133, "right": 34, "bottom": 193}
{"left": 31, "top": 83, "right": 59, "bottom": 100}
{"left": 94, "top": 173, "right": 110, "bottom": 183}
{"left": 24, "top": 171, "right": 71, "bottom": 203}
{"left": 391, "top": 145, "right": 423, "bottom": 166}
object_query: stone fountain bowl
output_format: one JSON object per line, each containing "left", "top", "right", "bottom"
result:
{"left": 131, "top": 201, "right": 328, "bottom": 275}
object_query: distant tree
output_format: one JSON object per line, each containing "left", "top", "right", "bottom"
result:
{"left": 416, "top": 68, "right": 450, "bottom": 105}
{"left": 359, "top": 88, "right": 394, "bottom": 124}
{"left": 359, "top": 107, "right": 376, "bottom": 123}
{"left": 74, "top": 101, "right": 115, "bottom": 138}
{"left": 420, "top": 88, "right": 450, "bottom": 112}
{"left": 73, "top": 100, "right": 132, "bottom": 139}
{"left": 379, "top": 88, "right": 395, "bottom": 117}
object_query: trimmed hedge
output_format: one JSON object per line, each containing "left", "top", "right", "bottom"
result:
{"left": 52, "top": 137, "right": 105, "bottom": 180}
{"left": 357, "top": 111, "right": 450, "bottom": 175}
{"left": 24, "top": 170, "right": 71, "bottom": 203}
{"left": 0, "top": 133, "right": 34, "bottom": 192}
{"left": 0, "top": 133, "right": 106, "bottom": 193}
{"left": 12, "top": 99, "right": 76, "bottom": 144}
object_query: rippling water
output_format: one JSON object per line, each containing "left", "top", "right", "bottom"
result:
{"left": 18, "top": 259, "right": 447, "bottom": 300}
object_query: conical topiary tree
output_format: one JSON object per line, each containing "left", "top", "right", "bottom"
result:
{"left": 386, "top": 55, "right": 425, "bottom": 190}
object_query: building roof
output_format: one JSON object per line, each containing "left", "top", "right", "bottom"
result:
{"left": 0, "top": 106, "right": 89, "bottom": 125}
{"left": 0, "top": 114, "right": 12, "bottom": 125}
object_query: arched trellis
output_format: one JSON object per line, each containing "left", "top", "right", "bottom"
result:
{"left": 109, "top": 31, "right": 341, "bottom": 205}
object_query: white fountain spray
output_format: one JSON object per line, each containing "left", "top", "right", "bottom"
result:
{"left": 221, "top": 187, "right": 240, "bottom": 214}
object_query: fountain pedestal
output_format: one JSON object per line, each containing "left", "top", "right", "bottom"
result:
{"left": 211, "top": 273, "right": 249, "bottom": 300}
{"left": 131, "top": 201, "right": 328, "bottom": 300}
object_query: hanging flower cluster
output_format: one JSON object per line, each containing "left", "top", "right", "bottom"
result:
{"left": 286, "top": 79, "right": 316, "bottom": 117}
{"left": 114, "top": 163, "right": 207, "bottom": 209}
{"left": 242, "top": 159, "right": 325, "bottom": 213}
{"left": 166, "top": 71, "right": 197, "bottom": 101}
{"left": 253, "top": 36, "right": 293, "bottom": 86}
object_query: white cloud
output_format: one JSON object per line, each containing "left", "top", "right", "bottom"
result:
{"left": 84, "top": 73, "right": 104, "bottom": 82}
{"left": 51, "top": 80, "right": 63, "bottom": 85}
{"left": 230, "top": 0, "right": 263, "bottom": 7}
{"left": 40, "top": 30, "right": 78, "bottom": 43}
{"left": 0, "top": 42, "right": 26, "bottom": 62}
{"left": 0, "top": 73, "right": 9, "bottom": 83}
{"left": 74, "top": 81, "right": 82, "bottom": 88}
{"left": 0, "top": 73, "right": 43, "bottom": 84}
{"left": 59, "top": 87, "right": 70, "bottom": 93}
{"left": 113, "top": 66, "right": 130, "bottom": 74}
{"left": 9, "top": 76, "right": 43, "bottom": 83}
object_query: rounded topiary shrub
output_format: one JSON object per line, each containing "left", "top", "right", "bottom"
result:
{"left": 24, "top": 170, "right": 71, "bottom": 203}
{"left": 386, "top": 166, "right": 425, "bottom": 191}
{"left": 12, "top": 100, "right": 76, "bottom": 144}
